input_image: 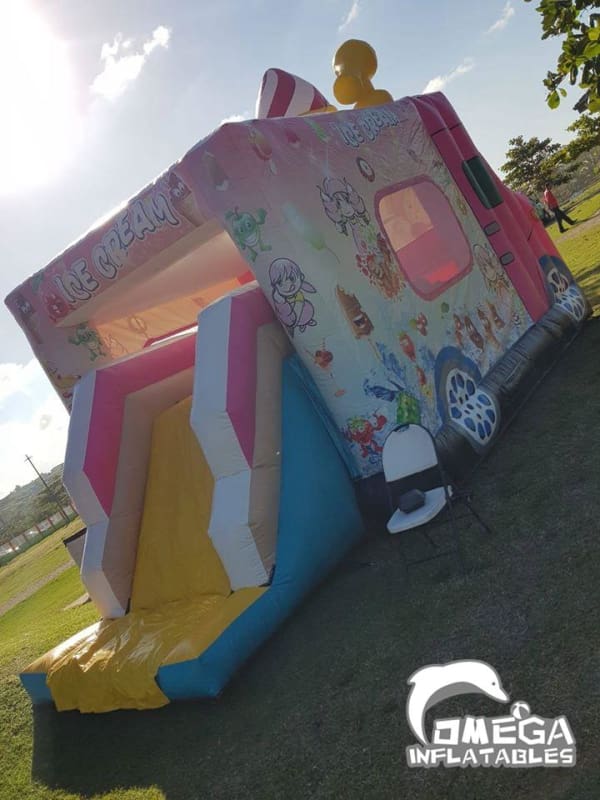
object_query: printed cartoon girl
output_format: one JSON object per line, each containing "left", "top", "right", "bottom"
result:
{"left": 269, "top": 258, "right": 317, "bottom": 337}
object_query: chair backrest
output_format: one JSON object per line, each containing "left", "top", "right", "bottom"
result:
{"left": 382, "top": 424, "right": 445, "bottom": 498}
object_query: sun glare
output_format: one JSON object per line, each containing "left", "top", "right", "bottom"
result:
{"left": 0, "top": 2, "right": 80, "bottom": 195}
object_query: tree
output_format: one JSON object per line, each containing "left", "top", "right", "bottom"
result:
{"left": 500, "top": 135, "right": 574, "bottom": 193}
{"left": 525, "top": 0, "right": 600, "bottom": 113}
{"left": 562, "top": 113, "right": 600, "bottom": 159}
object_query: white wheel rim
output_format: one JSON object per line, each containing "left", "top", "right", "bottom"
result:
{"left": 446, "top": 368, "right": 498, "bottom": 446}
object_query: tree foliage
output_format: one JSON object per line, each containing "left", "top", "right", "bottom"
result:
{"left": 525, "top": 0, "right": 600, "bottom": 113}
{"left": 563, "top": 113, "right": 600, "bottom": 159}
{"left": 500, "top": 135, "right": 575, "bottom": 193}
{"left": 0, "top": 464, "right": 70, "bottom": 544}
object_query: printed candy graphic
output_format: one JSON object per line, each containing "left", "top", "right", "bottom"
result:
{"left": 319, "top": 176, "right": 403, "bottom": 298}
{"left": 356, "top": 156, "right": 375, "bottom": 182}
{"left": 306, "top": 340, "right": 346, "bottom": 397}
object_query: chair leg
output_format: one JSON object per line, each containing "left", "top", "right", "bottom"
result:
{"left": 464, "top": 497, "right": 494, "bottom": 537}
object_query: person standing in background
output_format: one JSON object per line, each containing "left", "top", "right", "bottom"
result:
{"left": 543, "top": 183, "right": 577, "bottom": 233}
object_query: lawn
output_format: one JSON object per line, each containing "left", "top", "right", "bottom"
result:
{"left": 0, "top": 520, "right": 83, "bottom": 611}
{"left": 549, "top": 178, "right": 600, "bottom": 313}
{"left": 1, "top": 190, "right": 599, "bottom": 800}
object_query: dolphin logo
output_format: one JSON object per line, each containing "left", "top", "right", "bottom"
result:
{"left": 407, "top": 659, "right": 509, "bottom": 744}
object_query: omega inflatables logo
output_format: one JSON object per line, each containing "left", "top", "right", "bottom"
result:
{"left": 405, "top": 660, "right": 576, "bottom": 768}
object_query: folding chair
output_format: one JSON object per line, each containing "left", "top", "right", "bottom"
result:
{"left": 382, "top": 424, "right": 493, "bottom": 574}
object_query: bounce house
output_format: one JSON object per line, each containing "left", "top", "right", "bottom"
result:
{"left": 5, "top": 41, "right": 587, "bottom": 712}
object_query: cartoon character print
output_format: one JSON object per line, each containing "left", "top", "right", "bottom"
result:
{"left": 319, "top": 176, "right": 369, "bottom": 235}
{"left": 319, "top": 176, "right": 403, "bottom": 299}
{"left": 474, "top": 244, "right": 511, "bottom": 300}
{"left": 13, "top": 292, "right": 41, "bottom": 344}
{"left": 226, "top": 207, "right": 271, "bottom": 263}
{"left": 344, "top": 412, "right": 387, "bottom": 463}
{"left": 269, "top": 258, "right": 317, "bottom": 337}
{"left": 68, "top": 324, "right": 107, "bottom": 361}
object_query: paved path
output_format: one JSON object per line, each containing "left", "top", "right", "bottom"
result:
{"left": 0, "top": 562, "right": 73, "bottom": 618}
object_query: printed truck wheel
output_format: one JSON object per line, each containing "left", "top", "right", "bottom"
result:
{"left": 445, "top": 368, "right": 498, "bottom": 447}
{"left": 435, "top": 347, "right": 499, "bottom": 451}
{"left": 555, "top": 284, "right": 586, "bottom": 322}
{"left": 539, "top": 254, "right": 579, "bottom": 305}
{"left": 546, "top": 266, "right": 570, "bottom": 299}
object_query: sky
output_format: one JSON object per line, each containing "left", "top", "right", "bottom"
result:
{"left": 0, "top": 0, "right": 582, "bottom": 499}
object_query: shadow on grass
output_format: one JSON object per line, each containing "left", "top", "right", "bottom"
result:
{"left": 30, "top": 318, "right": 600, "bottom": 800}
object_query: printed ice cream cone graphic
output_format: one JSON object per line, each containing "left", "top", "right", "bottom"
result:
{"left": 203, "top": 152, "right": 229, "bottom": 191}
{"left": 249, "top": 128, "right": 277, "bottom": 175}
{"left": 168, "top": 171, "right": 205, "bottom": 226}
{"left": 335, "top": 286, "right": 373, "bottom": 338}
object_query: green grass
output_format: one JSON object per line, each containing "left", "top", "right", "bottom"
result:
{"left": 2, "top": 190, "right": 600, "bottom": 799}
{"left": 0, "top": 520, "right": 83, "bottom": 610}
{"left": 547, "top": 180, "right": 600, "bottom": 314}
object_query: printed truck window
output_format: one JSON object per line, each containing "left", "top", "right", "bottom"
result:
{"left": 376, "top": 179, "right": 472, "bottom": 301}
{"left": 462, "top": 157, "right": 503, "bottom": 209}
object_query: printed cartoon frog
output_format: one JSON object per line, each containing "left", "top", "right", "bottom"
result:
{"left": 68, "top": 324, "right": 107, "bottom": 361}
{"left": 226, "top": 207, "right": 271, "bottom": 263}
